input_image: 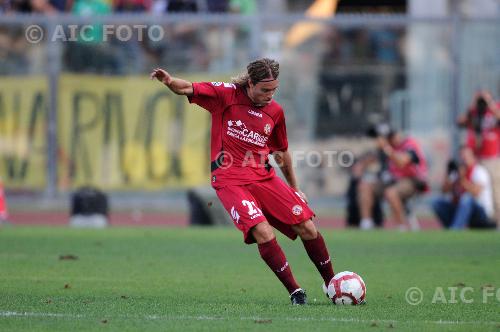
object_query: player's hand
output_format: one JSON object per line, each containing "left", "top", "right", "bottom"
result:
{"left": 150, "top": 68, "right": 172, "bottom": 85}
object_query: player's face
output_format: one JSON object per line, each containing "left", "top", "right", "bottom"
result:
{"left": 248, "top": 79, "right": 279, "bottom": 106}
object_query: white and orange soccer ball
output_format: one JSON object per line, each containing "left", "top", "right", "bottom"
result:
{"left": 327, "top": 271, "right": 366, "bottom": 305}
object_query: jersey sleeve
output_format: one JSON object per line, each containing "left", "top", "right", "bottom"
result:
{"left": 268, "top": 111, "right": 288, "bottom": 152}
{"left": 188, "top": 82, "right": 235, "bottom": 114}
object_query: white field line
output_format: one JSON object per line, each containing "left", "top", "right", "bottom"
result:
{"left": 1, "top": 311, "right": 499, "bottom": 326}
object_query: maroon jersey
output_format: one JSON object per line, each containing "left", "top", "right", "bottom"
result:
{"left": 188, "top": 82, "right": 288, "bottom": 189}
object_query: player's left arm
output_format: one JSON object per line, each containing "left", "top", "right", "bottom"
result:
{"left": 273, "top": 150, "right": 308, "bottom": 203}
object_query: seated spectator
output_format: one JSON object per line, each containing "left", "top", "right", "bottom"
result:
{"left": 358, "top": 124, "right": 428, "bottom": 231}
{"left": 64, "top": 0, "right": 119, "bottom": 73}
{"left": 166, "top": 0, "right": 197, "bottom": 12}
{"left": 114, "top": 0, "right": 150, "bottom": 12}
{"left": 207, "top": 0, "right": 228, "bottom": 12}
{"left": 1, "top": 0, "right": 8, "bottom": 12}
{"left": 71, "top": 0, "right": 111, "bottom": 39}
{"left": 432, "top": 146, "right": 497, "bottom": 229}
{"left": 229, "top": 0, "right": 255, "bottom": 15}
{"left": 31, "top": 0, "right": 72, "bottom": 13}
{"left": 6, "top": 0, "right": 32, "bottom": 12}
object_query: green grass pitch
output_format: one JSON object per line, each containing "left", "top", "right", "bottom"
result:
{"left": 0, "top": 226, "right": 499, "bottom": 331}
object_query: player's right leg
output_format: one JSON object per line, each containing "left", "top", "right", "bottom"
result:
{"left": 215, "top": 186, "right": 305, "bottom": 304}
{"left": 250, "top": 222, "right": 306, "bottom": 305}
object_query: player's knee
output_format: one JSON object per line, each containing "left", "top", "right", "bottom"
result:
{"left": 293, "top": 220, "right": 317, "bottom": 240}
{"left": 251, "top": 222, "right": 275, "bottom": 244}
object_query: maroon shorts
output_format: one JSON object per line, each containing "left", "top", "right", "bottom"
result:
{"left": 216, "top": 176, "right": 315, "bottom": 244}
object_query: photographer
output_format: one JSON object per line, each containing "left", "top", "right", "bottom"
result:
{"left": 432, "top": 146, "right": 496, "bottom": 229}
{"left": 457, "top": 91, "right": 500, "bottom": 160}
{"left": 358, "top": 124, "right": 428, "bottom": 230}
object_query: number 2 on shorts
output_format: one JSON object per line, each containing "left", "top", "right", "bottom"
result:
{"left": 242, "top": 200, "right": 262, "bottom": 216}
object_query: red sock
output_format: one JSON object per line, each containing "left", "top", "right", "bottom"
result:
{"left": 302, "top": 232, "right": 334, "bottom": 285}
{"left": 258, "top": 238, "right": 300, "bottom": 294}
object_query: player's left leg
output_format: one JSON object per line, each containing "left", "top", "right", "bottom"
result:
{"left": 291, "top": 220, "right": 335, "bottom": 286}
{"left": 248, "top": 177, "right": 335, "bottom": 286}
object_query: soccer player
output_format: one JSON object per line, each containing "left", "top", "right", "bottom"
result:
{"left": 150, "top": 58, "right": 334, "bottom": 305}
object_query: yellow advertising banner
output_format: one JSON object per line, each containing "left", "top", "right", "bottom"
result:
{"left": 58, "top": 74, "right": 212, "bottom": 190}
{"left": 0, "top": 74, "right": 215, "bottom": 190}
{"left": 0, "top": 77, "right": 48, "bottom": 189}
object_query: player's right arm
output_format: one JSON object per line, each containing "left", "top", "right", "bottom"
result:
{"left": 150, "top": 68, "right": 194, "bottom": 96}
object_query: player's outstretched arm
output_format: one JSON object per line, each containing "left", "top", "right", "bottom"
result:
{"left": 150, "top": 68, "right": 194, "bottom": 96}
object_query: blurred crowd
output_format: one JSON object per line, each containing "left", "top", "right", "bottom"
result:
{"left": 0, "top": 0, "right": 257, "bottom": 74}
{"left": 0, "top": 0, "right": 255, "bottom": 15}
{"left": 322, "top": 27, "right": 406, "bottom": 66}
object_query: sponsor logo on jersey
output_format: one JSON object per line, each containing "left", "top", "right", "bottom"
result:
{"left": 248, "top": 109, "right": 263, "bottom": 118}
{"left": 211, "top": 82, "right": 236, "bottom": 89}
{"left": 227, "top": 120, "right": 246, "bottom": 130}
{"left": 230, "top": 206, "right": 240, "bottom": 223}
{"left": 292, "top": 205, "right": 303, "bottom": 216}
{"left": 226, "top": 119, "right": 269, "bottom": 147}
{"left": 264, "top": 123, "right": 271, "bottom": 135}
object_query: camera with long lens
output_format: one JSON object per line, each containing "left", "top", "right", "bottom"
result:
{"left": 470, "top": 96, "right": 488, "bottom": 134}
{"left": 476, "top": 96, "right": 488, "bottom": 115}
{"left": 446, "top": 159, "right": 460, "bottom": 182}
{"left": 366, "top": 123, "right": 393, "bottom": 138}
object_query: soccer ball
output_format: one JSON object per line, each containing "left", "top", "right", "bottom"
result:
{"left": 327, "top": 271, "right": 366, "bottom": 305}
